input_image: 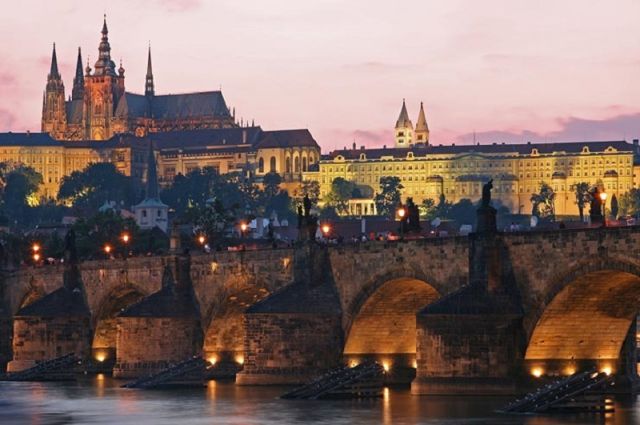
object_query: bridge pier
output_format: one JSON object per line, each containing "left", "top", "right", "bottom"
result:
{"left": 237, "top": 243, "right": 344, "bottom": 385}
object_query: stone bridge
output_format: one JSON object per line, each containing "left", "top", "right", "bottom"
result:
{"left": 2, "top": 225, "right": 640, "bottom": 393}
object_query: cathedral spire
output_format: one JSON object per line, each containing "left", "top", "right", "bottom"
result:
{"left": 394, "top": 99, "right": 414, "bottom": 147}
{"left": 94, "top": 14, "right": 116, "bottom": 76}
{"left": 414, "top": 101, "right": 429, "bottom": 144}
{"left": 72, "top": 47, "right": 85, "bottom": 100}
{"left": 49, "top": 43, "right": 60, "bottom": 79}
{"left": 145, "top": 45, "right": 155, "bottom": 97}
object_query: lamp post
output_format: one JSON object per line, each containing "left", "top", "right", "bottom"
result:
{"left": 397, "top": 206, "right": 406, "bottom": 241}
{"left": 103, "top": 244, "right": 112, "bottom": 258}
{"left": 600, "top": 192, "right": 607, "bottom": 227}
{"left": 121, "top": 232, "right": 130, "bottom": 257}
{"left": 321, "top": 223, "right": 331, "bottom": 239}
{"left": 240, "top": 222, "right": 248, "bottom": 239}
{"left": 31, "top": 243, "right": 41, "bottom": 265}
{"left": 197, "top": 234, "right": 206, "bottom": 250}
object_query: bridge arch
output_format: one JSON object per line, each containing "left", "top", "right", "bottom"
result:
{"left": 91, "top": 283, "right": 147, "bottom": 365}
{"left": 343, "top": 272, "right": 441, "bottom": 380}
{"left": 524, "top": 258, "right": 640, "bottom": 378}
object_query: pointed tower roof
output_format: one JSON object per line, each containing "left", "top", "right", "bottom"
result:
{"left": 49, "top": 43, "right": 60, "bottom": 79}
{"left": 415, "top": 102, "right": 429, "bottom": 132}
{"left": 395, "top": 99, "right": 412, "bottom": 129}
{"left": 72, "top": 47, "right": 85, "bottom": 100}
{"left": 145, "top": 45, "right": 155, "bottom": 97}
{"left": 94, "top": 14, "right": 116, "bottom": 76}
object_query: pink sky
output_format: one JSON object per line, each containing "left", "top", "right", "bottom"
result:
{"left": 0, "top": 0, "right": 639, "bottom": 151}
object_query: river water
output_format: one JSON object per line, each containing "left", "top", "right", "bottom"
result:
{"left": 0, "top": 376, "right": 638, "bottom": 425}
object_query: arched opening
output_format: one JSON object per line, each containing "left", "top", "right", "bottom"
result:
{"left": 525, "top": 269, "right": 640, "bottom": 380}
{"left": 269, "top": 156, "right": 276, "bottom": 173}
{"left": 204, "top": 285, "right": 271, "bottom": 376}
{"left": 258, "top": 157, "right": 264, "bottom": 174}
{"left": 302, "top": 156, "right": 308, "bottom": 172}
{"left": 92, "top": 286, "right": 146, "bottom": 370}
{"left": 344, "top": 277, "right": 440, "bottom": 382}
{"left": 285, "top": 157, "right": 291, "bottom": 174}
{"left": 294, "top": 156, "right": 300, "bottom": 173}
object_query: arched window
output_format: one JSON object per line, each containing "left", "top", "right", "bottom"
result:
{"left": 270, "top": 156, "right": 276, "bottom": 173}
{"left": 286, "top": 157, "right": 291, "bottom": 173}
{"left": 294, "top": 157, "right": 300, "bottom": 173}
{"left": 302, "top": 157, "right": 308, "bottom": 172}
{"left": 258, "top": 157, "right": 264, "bottom": 173}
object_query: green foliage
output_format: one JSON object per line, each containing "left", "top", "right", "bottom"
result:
{"left": 324, "top": 177, "right": 360, "bottom": 214}
{"left": 0, "top": 165, "right": 43, "bottom": 225}
{"left": 447, "top": 198, "right": 476, "bottom": 225}
{"left": 374, "top": 176, "right": 404, "bottom": 218}
{"left": 295, "top": 180, "right": 320, "bottom": 206}
{"left": 571, "top": 182, "right": 591, "bottom": 221}
{"left": 610, "top": 194, "right": 619, "bottom": 219}
{"left": 618, "top": 189, "right": 640, "bottom": 217}
{"left": 58, "top": 163, "right": 135, "bottom": 214}
{"left": 72, "top": 211, "right": 140, "bottom": 258}
{"left": 531, "top": 182, "right": 556, "bottom": 222}
{"left": 419, "top": 198, "right": 437, "bottom": 220}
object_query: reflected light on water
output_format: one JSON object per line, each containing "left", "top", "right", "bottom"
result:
{"left": 382, "top": 387, "right": 391, "bottom": 425}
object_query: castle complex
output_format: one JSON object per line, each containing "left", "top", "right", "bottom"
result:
{"left": 304, "top": 101, "right": 640, "bottom": 217}
{"left": 0, "top": 17, "right": 637, "bottom": 218}
{"left": 0, "top": 17, "right": 320, "bottom": 199}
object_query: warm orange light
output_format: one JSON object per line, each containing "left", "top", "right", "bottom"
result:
{"left": 397, "top": 207, "right": 406, "bottom": 218}
{"left": 240, "top": 223, "right": 248, "bottom": 232}
{"left": 95, "top": 353, "right": 106, "bottom": 362}
{"left": 382, "top": 361, "right": 390, "bottom": 372}
{"left": 104, "top": 244, "right": 112, "bottom": 254}
{"left": 412, "top": 359, "right": 418, "bottom": 369}
{"left": 349, "top": 359, "right": 359, "bottom": 368}
{"left": 208, "top": 355, "right": 218, "bottom": 366}
{"left": 321, "top": 224, "right": 330, "bottom": 235}
{"left": 121, "top": 233, "right": 130, "bottom": 243}
{"left": 198, "top": 235, "right": 206, "bottom": 245}
{"left": 33, "top": 253, "right": 40, "bottom": 262}
{"left": 601, "top": 366, "right": 612, "bottom": 376}
{"left": 531, "top": 367, "right": 543, "bottom": 378}
{"left": 32, "top": 243, "right": 40, "bottom": 252}
{"left": 600, "top": 192, "right": 607, "bottom": 202}
{"left": 235, "top": 355, "right": 245, "bottom": 365}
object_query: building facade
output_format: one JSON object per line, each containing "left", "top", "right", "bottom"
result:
{"left": 304, "top": 101, "right": 639, "bottom": 217}
{"left": 42, "top": 17, "right": 236, "bottom": 141}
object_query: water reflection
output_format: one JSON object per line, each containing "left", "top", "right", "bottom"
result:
{"left": 0, "top": 378, "right": 639, "bottom": 425}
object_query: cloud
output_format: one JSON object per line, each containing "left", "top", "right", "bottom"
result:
{"left": 454, "top": 113, "right": 640, "bottom": 145}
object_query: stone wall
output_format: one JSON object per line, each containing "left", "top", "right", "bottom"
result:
{"left": 113, "top": 317, "right": 202, "bottom": 379}
{"left": 7, "top": 316, "right": 92, "bottom": 372}
{"left": 237, "top": 313, "right": 343, "bottom": 385}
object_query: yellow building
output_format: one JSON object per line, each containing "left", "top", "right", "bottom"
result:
{"left": 304, "top": 102, "right": 639, "bottom": 217}
{"left": 0, "top": 128, "right": 320, "bottom": 201}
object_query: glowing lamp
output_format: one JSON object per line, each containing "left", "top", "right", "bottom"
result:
{"left": 397, "top": 207, "right": 406, "bottom": 218}
{"left": 104, "top": 244, "right": 112, "bottom": 254}
{"left": 531, "top": 367, "right": 543, "bottom": 378}
{"left": 382, "top": 361, "right": 390, "bottom": 372}
{"left": 121, "top": 233, "right": 130, "bottom": 243}
{"left": 95, "top": 354, "right": 106, "bottom": 363}
{"left": 198, "top": 235, "right": 206, "bottom": 245}
{"left": 601, "top": 366, "right": 612, "bottom": 376}
{"left": 33, "top": 253, "right": 40, "bottom": 262}
{"left": 32, "top": 243, "right": 40, "bottom": 252}
{"left": 208, "top": 355, "right": 218, "bottom": 366}
{"left": 599, "top": 192, "right": 608, "bottom": 202}
{"left": 321, "top": 224, "right": 330, "bottom": 235}
{"left": 240, "top": 223, "right": 248, "bottom": 232}
{"left": 235, "top": 355, "right": 245, "bottom": 365}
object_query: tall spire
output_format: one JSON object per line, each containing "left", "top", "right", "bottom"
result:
{"left": 145, "top": 44, "right": 155, "bottom": 97}
{"left": 49, "top": 43, "right": 60, "bottom": 79}
{"left": 72, "top": 47, "right": 85, "bottom": 100}
{"left": 94, "top": 14, "right": 116, "bottom": 76}
{"left": 146, "top": 141, "right": 159, "bottom": 199}
{"left": 414, "top": 101, "right": 430, "bottom": 144}
{"left": 394, "top": 99, "right": 414, "bottom": 147}
{"left": 395, "top": 98, "right": 412, "bottom": 129}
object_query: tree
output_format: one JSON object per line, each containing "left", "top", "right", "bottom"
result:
{"left": 325, "top": 177, "right": 359, "bottom": 215}
{"left": 419, "top": 198, "right": 437, "bottom": 220}
{"left": 447, "top": 199, "right": 476, "bottom": 226}
{"left": 435, "top": 193, "right": 452, "bottom": 218}
{"left": 262, "top": 172, "right": 282, "bottom": 200}
{"left": 571, "top": 182, "right": 591, "bottom": 222}
{"left": 72, "top": 210, "right": 140, "bottom": 259}
{"left": 1, "top": 166, "right": 43, "bottom": 224}
{"left": 618, "top": 189, "right": 640, "bottom": 218}
{"left": 374, "top": 176, "right": 403, "bottom": 218}
{"left": 610, "top": 194, "right": 619, "bottom": 219}
{"left": 531, "top": 182, "right": 555, "bottom": 222}
{"left": 58, "top": 163, "right": 135, "bottom": 214}
{"left": 296, "top": 180, "right": 320, "bottom": 206}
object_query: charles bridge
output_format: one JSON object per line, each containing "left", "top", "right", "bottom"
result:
{"left": 1, "top": 223, "right": 640, "bottom": 393}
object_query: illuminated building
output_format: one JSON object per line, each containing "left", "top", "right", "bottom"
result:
{"left": 304, "top": 101, "right": 639, "bottom": 216}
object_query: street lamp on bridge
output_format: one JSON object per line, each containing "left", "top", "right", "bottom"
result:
{"left": 600, "top": 191, "right": 607, "bottom": 227}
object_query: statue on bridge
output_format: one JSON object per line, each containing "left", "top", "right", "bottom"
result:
{"left": 481, "top": 179, "right": 493, "bottom": 208}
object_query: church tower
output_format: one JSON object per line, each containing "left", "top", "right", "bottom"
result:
{"left": 71, "top": 47, "right": 84, "bottom": 101}
{"left": 145, "top": 46, "right": 155, "bottom": 98}
{"left": 395, "top": 99, "right": 413, "bottom": 147}
{"left": 41, "top": 44, "right": 67, "bottom": 138}
{"left": 414, "top": 102, "right": 429, "bottom": 144}
{"left": 83, "top": 16, "right": 125, "bottom": 140}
